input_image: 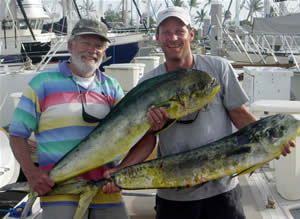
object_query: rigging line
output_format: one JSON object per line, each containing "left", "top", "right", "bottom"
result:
{"left": 132, "top": 0, "right": 148, "bottom": 32}
{"left": 72, "top": 0, "right": 82, "bottom": 19}
{"left": 16, "top": 0, "right": 36, "bottom": 41}
{"left": 150, "top": 1, "right": 158, "bottom": 20}
{"left": 0, "top": 93, "right": 8, "bottom": 111}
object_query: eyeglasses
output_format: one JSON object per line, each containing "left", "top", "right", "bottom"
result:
{"left": 176, "top": 111, "right": 199, "bottom": 124}
{"left": 79, "top": 90, "right": 103, "bottom": 123}
{"left": 76, "top": 38, "right": 106, "bottom": 52}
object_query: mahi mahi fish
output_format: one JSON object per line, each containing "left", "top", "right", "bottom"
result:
{"left": 49, "top": 69, "right": 219, "bottom": 184}
{"left": 2, "top": 114, "right": 299, "bottom": 218}
{"left": 106, "top": 113, "right": 300, "bottom": 189}
{"left": 2, "top": 69, "right": 219, "bottom": 219}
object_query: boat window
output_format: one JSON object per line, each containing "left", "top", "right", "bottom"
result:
{"left": 36, "top": 20, "right": 42, "bottom": 29}
{"left": 30, "top": 20, "right": 37, "bottom": 29}
{"left": 19, "top": 20, "right": 28, "bottom": 30}
{"left": 39, "top": 20, "right": 44, "bottom": 30}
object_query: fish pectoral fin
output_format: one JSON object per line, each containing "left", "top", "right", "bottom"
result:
{"left": 73, "top": 185, "right": 99, "bottom": 219}
{"left": 153, "top": 119, "right": 177, "bottom": 136}
{"left": 232, "top": 163, "right": 266, "bottom": 178}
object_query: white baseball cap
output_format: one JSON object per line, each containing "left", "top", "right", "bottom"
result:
{"left": 156, "top": 7, "right": 191, "bottom": 27}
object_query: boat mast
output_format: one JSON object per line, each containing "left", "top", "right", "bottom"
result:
{"left": 264, "top": 0, "right": 271, "bottom": 17}
{"left": 132, "top": 0, "right": 148, "bottom": 31}
{"left": 210, "top": 0, "right": 223, "bottom": 56}
{"left": 72, "top": 0, "right": 82, "bottom": 19}
{"left": 146, "top": 0, "right": 150, "bottom": 28}
{"left": 99, "top": 0, "right": 104, "bottom": 19}
{"left": 122, "top": 0, "right": 128, "bottom": 26}
{"left": 234, "top": 0, "right": 240, "bottom": 27}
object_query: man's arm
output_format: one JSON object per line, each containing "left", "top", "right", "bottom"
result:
{"left": 228, "top": 105, "right": 257, "bottom": 129}
{"left": 10, "top": 136, "right": 54, "bottom": 195}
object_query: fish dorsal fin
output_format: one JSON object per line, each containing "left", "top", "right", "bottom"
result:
{"left": 232, "top": 162, "right": 266, "bottom": 178}
{"left": 20, "top": 190, "right": 38, "bottom": 218}
{"left": 153, "top": 119, "right": 177, "bottom": 136}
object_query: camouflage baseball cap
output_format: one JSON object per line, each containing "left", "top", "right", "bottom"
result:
{"left": 71, "top": 19, "right": 111, "bottom": 42}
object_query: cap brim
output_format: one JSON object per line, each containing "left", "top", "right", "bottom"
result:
{"left": 157, "top": 15, "right": 190, "bottom": 27}
{"left": 74, "top": 32, "right": 111, "bottom": 43}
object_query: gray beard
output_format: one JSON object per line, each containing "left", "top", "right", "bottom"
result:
{"left": 71, "top": 53, "right": 102, "bottom": 77}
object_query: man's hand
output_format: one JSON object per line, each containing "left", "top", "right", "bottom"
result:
{"left": 26, "top": 167, "right": 54, "bottom": 196}
{"left": 102, "top": 168, "right": 121, "bottom": 193}
{"left": 276, "top": 140, "right": 296, "bottom": 159}
{"left": 147, "top": 107, "right": 169, "bottom": 132}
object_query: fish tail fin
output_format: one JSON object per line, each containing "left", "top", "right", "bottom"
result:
{"left": 73, "top": 184, "right": 99, "bottom": 219}
{"left": 20, "top": 190, "right": 38, "bottom": 219}
{"left": 0, "top": 182, "right": 30, "bottom": 192}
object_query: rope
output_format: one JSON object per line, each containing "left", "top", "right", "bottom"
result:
{"left": 0, "top": 202, "right": 32, "bottom": 218}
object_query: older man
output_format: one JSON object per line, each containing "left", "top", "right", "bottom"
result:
{"left": 9, "top": 19, "right": 129, "bottom": 219}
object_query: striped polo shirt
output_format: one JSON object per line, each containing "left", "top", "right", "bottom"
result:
{"left": 9, "top": 60, "right": 125, "bottom": 208}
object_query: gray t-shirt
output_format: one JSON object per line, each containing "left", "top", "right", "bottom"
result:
{"left": 139, "top": 54, "right": 249, "bottom": 201}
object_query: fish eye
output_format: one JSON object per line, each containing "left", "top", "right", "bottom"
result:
{"left": 266, "top": 127, "right": 283, "bottom": 138}
{"left": 196, "top": 81, "right": 206, "bottom": 90}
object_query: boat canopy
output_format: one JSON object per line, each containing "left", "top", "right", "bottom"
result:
{"left": 0, "top": 0, "right": 49, "bottom": 21}
{"left": 253, "top": 13, "right": 300, "bottom": 35}
{"left": 16, "top": 0, "right": 49, "bottom": 19}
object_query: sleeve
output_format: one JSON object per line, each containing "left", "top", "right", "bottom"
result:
{"left": 110, "top": 78, "right": 125, "bottom": 106}
{"left": 115, "top": 81, "right": 125, "bottom": 100}
{"left": 138, "top": 64, "right": 166, "bottom": 84}
{"left": 220, "top": 59, "right": 249, "bottom": 110}
{"left": 9, "top": 82, "right": 41, "bottom": 139}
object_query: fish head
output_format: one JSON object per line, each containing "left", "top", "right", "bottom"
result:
{"left": 164, "top": 69, "right": 220, "bottom": 119}
{"left": 250, "top": 114, "right": 300, "bottom": 154}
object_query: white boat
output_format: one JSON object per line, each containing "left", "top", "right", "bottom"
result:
{"left": 224, "top": 14, "right": 300, "bottom": 65}
{"left": 0, "top": 0, "right": 154, "bottom": 128}
{"left": 209, "top": 0, "right": 300, "bottom": 66}
{"left": 0, "top": 0, "right": 153, "bottom": 66}
{"left": 0, "top": 128, "right": 20, "bottom": 189}
{"left": 225, "top": 49, "right": 300, "bottom": 65}
{"left": 0, "top": 0, "right": 57, "bottom": 63}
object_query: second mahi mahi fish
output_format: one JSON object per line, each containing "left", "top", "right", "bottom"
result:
{"left": 107, "top": 113, "right": 300, "bottom": 189}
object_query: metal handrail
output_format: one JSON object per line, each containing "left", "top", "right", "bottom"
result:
{"left": 235, "top": 33, "right": 254, "bottom": 63}
{"left": 283, "top": 35, "right": 300, "bottom": 71}
{"left": 249, "top": 35, "right": 267, "bottom": 64}
{"left": 261, "top": 35, "right": 279, "bottom": 64}
{"left": 34, "top": 36, "right": 68, "bottom": 73}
